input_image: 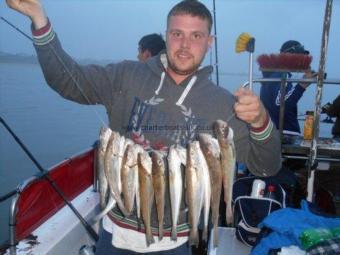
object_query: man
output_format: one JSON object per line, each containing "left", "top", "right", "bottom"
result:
{"left": 260, "top": 40, "right": 316, "bottom": 136}
{"left": 6, "top": 0, "right": 281, "bottom": 254}
{"left": 137, "top": 33, "right": 166, "bottom": 62}
{"left": 322, "top": 95, "right": 340, "bottom": 139}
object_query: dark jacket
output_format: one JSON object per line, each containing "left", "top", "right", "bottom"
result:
{"left": 324, "top": 95, "right": 340, "bottom": 138}
{"left": 260, "top": 71, "right": 306, "bottom": 135}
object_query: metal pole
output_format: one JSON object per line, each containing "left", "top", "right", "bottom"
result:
{"left": 213, "top": 0, "right": 219, "bottom": 86}
{"left": 307, "top": 0, "right": 333, "bottom": 202}
{"left": 278, "top": 73, "right": 287, "bottom": 141}
{"left": 248, "top": 52, "right": 254, "bottom": 91}
{"left": 9, "top": 193, "right": 20, "bottom": 255}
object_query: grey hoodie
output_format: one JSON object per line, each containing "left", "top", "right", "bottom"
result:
{"left": 34, "top": 32, "right": 281, "bottom": 231}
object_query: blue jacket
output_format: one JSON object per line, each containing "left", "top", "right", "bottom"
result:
{"left": 250, "top": 200, "right": 340, "bottom": 255}
{"left": 260, "top": 72, "right": 306, "bottom": 134}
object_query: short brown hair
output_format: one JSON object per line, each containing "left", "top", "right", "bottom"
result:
{"left": 167, "top": 0, "right": 213, "bottom": 33}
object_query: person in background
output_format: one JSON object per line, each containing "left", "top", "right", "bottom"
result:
{"left": 137, "top": 33, "right": 166, "bottom": 62}
{"left": 6, "top": 0, "right": 282, "bottom": 254}
{"left": 260, "top": 40, "right": 316, "bottom": 136}
{"left": 322, "top": 95, "right": 340, "bottom": 139}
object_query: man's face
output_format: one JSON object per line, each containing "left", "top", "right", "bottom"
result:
{"left": 166, "top": 14, "right": 213, "bottom": 77}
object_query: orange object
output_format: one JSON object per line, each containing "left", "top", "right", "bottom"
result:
{"left": 303, "top": 111, "right": 314, "bottom": 140}
{"left": 257, "top": 53, "right": 313, "bottom": 72}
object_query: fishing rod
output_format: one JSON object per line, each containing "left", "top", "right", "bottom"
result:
{"left": 212, "top": 0, "right": 219, "bottom": 86}
{"left": 0, "top": 116, "right": 99, "bottom": 242}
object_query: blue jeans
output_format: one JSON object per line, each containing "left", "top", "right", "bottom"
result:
{"left": 95, "top": 229, "right": 192, "bottom": 255}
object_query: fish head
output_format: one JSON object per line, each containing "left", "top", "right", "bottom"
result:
{"left": 138, "top": 151, "right": 152, "bottom": 174}
{"left": 197, "top": 133, "right": 213, "bottom": 153}
{"left": 175, "top": 144, "right": 187, "bottom": 165}
{"left": 99, "top": 126, "right": 112, "bottom": 151}
{"left": 198, "top": 133, "right": 220, "bottom": 157}
{"left": 110, "top": 131, "right": 122, "bottom": 153}
{"left": 187, "top": 141, "right": 200, "bottom": 170}
{"left": 151, "top": 151, "right": 164, "bottom": 170}
{"left": 124, "top": 144, "right": 135, "bottom": 166}
{"left": 213, "top": 120, "right": 231, "bottom": 144}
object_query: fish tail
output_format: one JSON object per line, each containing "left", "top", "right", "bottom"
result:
{"left": 158, "top": 224, "right": 164, "bottom": 241}
{"left": 202, "top": 226, "right": 208, "bottom": 242}
{"left": 189, "top": 228, "right": 199, "bottom": 247}
{"left": 136, "top": 217, "right": 142, "bottom": 231}
{"left": 171, "top": 225, "right": 177, "bottom": 241}
{"left": 226, "top": 203, "right": 233, "bottom": 225}
{"left": 90, "top": 196, "right": 115, "bottom": 224}
{"left": 146, "top": 230, "right": 155, "bottom": 246}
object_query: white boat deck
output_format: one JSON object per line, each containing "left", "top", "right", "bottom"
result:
{"left": 208, "top": 227, "right": 251, "bottom": 255}
{"left": 5, "top": 187, "right": 100, "bottom": 255}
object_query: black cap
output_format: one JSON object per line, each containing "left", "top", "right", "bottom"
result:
{"left": 280, "top": 40, "right": 309, "bottom": 54}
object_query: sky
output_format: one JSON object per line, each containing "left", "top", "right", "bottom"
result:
{"left": 1, "top": 0, "right": 339, "bottom": 93}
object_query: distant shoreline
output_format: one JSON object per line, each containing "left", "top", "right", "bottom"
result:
{"left": 0, "top": 51, "right": 117, "bottom": 65}
{"left": 0, "top": 54, "right": 38, "bottom": 64}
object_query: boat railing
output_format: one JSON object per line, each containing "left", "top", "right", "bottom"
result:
{"left": 5, "top": 147, "right": 96, "bottom": 255}
{"left": 243, "top": 76, "right": 340, "bottom": 204}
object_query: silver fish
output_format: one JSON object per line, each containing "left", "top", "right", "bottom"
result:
{"left": 195, "top": 140, "right": 211, "bottom": 243}
{"left": 138, "top": 151, "right": 155, "bottom": 246}
{"left": 121, "top": 144, "right": 138, "bottom": 216}
{"left": 151, "top": 151, "right": 166, "bottom": 241}
{"left": 213, "top": 120, "right": 236, "bottom": 225}
{"left": 168, "top": 144, "right": 186, "bottom": 241}
{"left": 198, "top": 133, "right": 222, "bottom": 247}
{"left": 104, "top": 131, "right": 128, "bottom": 216}
{"left": 97, "top": 126, "right": 112, "bottom": 209}
{"left": 133, "top": 144, "right": 144, "bottom": 221}
{"left": 186, "top": 141, "right": 205, "bottom": 247}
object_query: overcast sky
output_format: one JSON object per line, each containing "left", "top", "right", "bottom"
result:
{"left": 1, "top": 0, "right": 339, "bottom": 80}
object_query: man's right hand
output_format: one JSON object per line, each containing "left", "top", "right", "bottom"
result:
{"left": 6, "top": 0, "right": 48, "bottom": 29}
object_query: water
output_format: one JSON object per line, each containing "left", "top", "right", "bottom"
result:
{"left": 0, "top": 61, "right": 335, "bottom": 244}
{"left": 0, "top": 62, "right": 107, "bottom": 244}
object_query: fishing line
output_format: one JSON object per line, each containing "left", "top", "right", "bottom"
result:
{"left": 1, "top": 16, "right": 108, "bottom": 128}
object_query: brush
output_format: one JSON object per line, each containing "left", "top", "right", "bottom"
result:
{"left": 235, "top": 32, "right": 255, "bottom": 90}
{"left": 257, "top": 53, "right": 313, "bottom": 73}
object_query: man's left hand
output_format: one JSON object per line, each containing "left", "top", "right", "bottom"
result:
{"left": 234, "top": 87, "right": 267, "bottom": 128}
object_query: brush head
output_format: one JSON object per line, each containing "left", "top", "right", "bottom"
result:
{"left": 235, "top": 33, "right": 255, "bottom": 53}
{"left": 257, "top": 53, "right": 313, "bottom": 72}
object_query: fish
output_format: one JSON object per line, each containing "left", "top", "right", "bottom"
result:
{"left": 195, "top": 139, "right": 212, "bottom": 243}
{"left": 213, "top": 120, "right": 236, "bottom": 225}
{"left": 198, "top": 133, "right": 222, "bottom": 247}
{"left": 104, "top": 131, "right": 129, "bottom": 216}
{"left": 168, "top": 144, "right": 186, "bottom": 241}
{"left": 133, "top": 144, "right": 144, "bottom": 222}
{"left": 151, "top": 151, "right": 166, "bottom": 241}
{"left": 121, "top": 144, "right": 138, "bottom": 216}
{"left": 138, "top": 150, "right": 155, "bottom": 246}
{"left": 186, "top": 141, "right": 205, "bottom": 247}
{"left": 97, "top": 126, "right": 112, "bottom": 209}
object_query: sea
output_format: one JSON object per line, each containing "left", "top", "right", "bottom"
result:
{"left": 0, "top": 61, "right": 336, "bottom": 244}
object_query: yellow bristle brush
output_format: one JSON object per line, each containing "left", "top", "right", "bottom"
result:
{"left": 235, "top": 32, "right": 255, "bottom": 90}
